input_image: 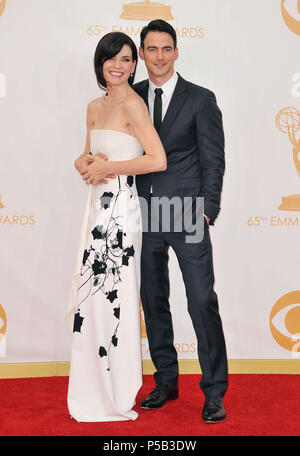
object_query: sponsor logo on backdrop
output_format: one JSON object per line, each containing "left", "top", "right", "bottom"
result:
{"left": 276, "top": 106, "right": 300, "bottom": 211}
{"left": 247, "top": 106, "right": 300, "bottom": 228}
{"left": 270, "top": 290, "right": 300, "bottom": 357}
{"left": 281, "top": 0, "right": 300, "bottom": 36}
{"left": 0, "top": 0, "right": 6, "bottom": 17}
{"left": 0, "top": 304, "right": 7, "bottom": 357}
{"left": 87, "top": 0, "right": 204, "bottom": 40}
{"left": 0, "top": 193, "right": 35, "bottom": 226}
{"left": 120, "top": 0, "right": 173, "bottom": 21}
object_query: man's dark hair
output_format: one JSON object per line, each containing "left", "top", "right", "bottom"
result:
{"left": 140, "top": 19, "right": 177, "bottom": 50}
{"left": 94, "top": 32, "right": 138, "bottom": 91}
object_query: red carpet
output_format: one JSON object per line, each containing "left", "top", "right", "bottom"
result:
{"left": 1, "top": 374, "right": 299, "bottom": 436}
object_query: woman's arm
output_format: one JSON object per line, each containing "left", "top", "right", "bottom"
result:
{"left": 75, "top": 101, "right": 113, "bottom": 183}
{"left": 81, "top": 96, "right": 167, "bottom": 183}
{"left": 74, "top": 102, "right": 95, "bottom": 171}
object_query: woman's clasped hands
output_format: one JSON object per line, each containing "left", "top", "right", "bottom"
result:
{"left": 76, "top": 153, "right": 116, "bottom": 185}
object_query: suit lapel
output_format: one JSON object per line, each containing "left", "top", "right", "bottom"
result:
{"left": 136, "top": 74, "right": 187, "bottom": 141}
{"left": 159, "top": 74, "right": 187, "bottom": 141}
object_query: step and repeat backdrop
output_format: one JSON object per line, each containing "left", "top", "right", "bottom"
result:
{"left": 0, "top": 0, "right": 299, "bottom": 366}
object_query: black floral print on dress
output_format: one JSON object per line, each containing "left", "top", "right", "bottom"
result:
{"left": 74, "top": 176, "right": 135, "bottom": 371}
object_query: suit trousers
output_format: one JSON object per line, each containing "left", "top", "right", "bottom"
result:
{"left": 140, "top": 219, "right": 228, "bottom": 398}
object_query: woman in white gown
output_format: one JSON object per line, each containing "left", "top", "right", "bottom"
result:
{"left": 66, "top": 32, "right": 166, "bottom": 422}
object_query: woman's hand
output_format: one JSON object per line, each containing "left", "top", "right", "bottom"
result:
{"left": 80, "top": 155, "right": 111, "bottom": 185}
{"left": 75, "top": 152, "right": 115, "bottom": 184}
{"left": 74, "top": 154, "right": 91, "bottom": 173}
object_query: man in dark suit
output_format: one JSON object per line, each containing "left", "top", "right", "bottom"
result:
{"left": 133, "top": 20, "right": 228, "bottom": 423}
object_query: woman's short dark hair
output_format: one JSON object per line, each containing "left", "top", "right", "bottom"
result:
{"left": 94, "top": 32, "right": 138, "bottom": 91}
{"left": 140, "top": 19, "right": 177, "bottom": 50}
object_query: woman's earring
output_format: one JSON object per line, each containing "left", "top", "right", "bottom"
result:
{"left": 129, "top": 73, "right": 134, "bottom": 84}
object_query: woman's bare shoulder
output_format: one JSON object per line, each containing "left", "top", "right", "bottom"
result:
{"left": 123, "top": 91, "right": 147, "bottom": 115}
{"left": 87, "top": 96, "right": 106, "bottom": 112}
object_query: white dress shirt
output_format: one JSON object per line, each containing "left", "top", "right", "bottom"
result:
{"left": 148, "top": 71, "right": 178, "bottom": 123}
{"left": 148, "top": 72, "right": 178, "bottom": 194}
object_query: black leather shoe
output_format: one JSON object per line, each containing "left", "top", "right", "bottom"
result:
{"left": 141, "top": 384, "right": 179, "bottom": 410}
{"left": 202, "top": 396, "right": 226, "bottom": 423}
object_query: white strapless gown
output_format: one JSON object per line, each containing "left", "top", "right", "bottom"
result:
{"left": 66, "top": 130, "right": 143, "bottom": 422}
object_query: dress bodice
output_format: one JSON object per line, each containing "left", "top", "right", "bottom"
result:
{"left": 90, "top": 129, "right": 143, "bottom": 160}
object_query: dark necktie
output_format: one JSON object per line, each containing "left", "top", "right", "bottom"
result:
{"left": 154, "top": 88, "right": 163, "bottom": 132}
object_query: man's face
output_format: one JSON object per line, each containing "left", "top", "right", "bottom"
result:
{"left": 139, "top": 31, "right": 178, "bottom": 82}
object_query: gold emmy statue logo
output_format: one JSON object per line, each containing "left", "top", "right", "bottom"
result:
{"left": 281, "top": 0, "right": 300, "bottom": 36}
{"left": 0, "top": 304, "right": 7, "bottom": 343}
{"left": 0, "top": 0, "right": 6, "bottom": 16}
{"left": 139, "top": 299, "right": 147, "bottom": 339}
{"left": 276, "top": 107, "right": 300, "bottom": 211}
{"left": 270, "top": 291, "right": 300, "bottom": 353}
{"left": 0, "top": 194, "right": 6, "bottom": 209}
{"left": 120, "top": 0, "right": 174, "bottom": 21}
